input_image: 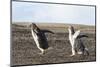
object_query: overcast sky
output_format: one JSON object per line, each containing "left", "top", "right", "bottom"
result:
{"left": 12, "top": 1, "right": 95, "bottom": 25}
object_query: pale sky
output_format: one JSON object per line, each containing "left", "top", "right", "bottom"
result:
{"left": 12, "top": 1, "right": 95, "bottom": 25}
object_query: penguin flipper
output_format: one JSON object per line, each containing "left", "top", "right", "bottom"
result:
{"left": 42, "top": 30, "right": 54, "bottom": 34}
{"left": 77, "top": 34, "right": 88, "bottom": 39}
{"left": 73, "top": 30, "right": 80, "bottom": 39}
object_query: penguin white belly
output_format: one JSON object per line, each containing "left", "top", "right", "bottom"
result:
{"left": 69, "top": 34, "right": 76, "bottom": 56}
{"left": 69, "top": 35, "right": 74, "bottom": 47}
{"left": 31, "top": 30, "right": 40, "bottom": 48}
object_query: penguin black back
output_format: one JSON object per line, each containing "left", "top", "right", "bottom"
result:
{"left": 74, "top": 39, "right": 85, "bottom": 53}
{"left": 75, "top": 37, "right": 89, "bottom": 55}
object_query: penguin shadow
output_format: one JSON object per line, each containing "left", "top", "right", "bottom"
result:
{"left": 29, "top": 23, "right": 54, "bottom": 55}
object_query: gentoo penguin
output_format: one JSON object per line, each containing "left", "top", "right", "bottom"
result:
{"left": 30, "top": 23, "right": 54, "bottom": 55}
{"left": 68, "top": 26, "right": 89, "bottom": 56}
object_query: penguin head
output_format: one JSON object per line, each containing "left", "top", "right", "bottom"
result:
{"left": 68, "top": 26, "right": 75, "bottom": 35}
{"left": 30, "top": 23, "right": 39, "bottom": 33}
{"left": 30, "top": 23, "right": 37, "bottom": 29}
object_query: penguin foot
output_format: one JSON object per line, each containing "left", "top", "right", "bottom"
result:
{"left": 38, "top": 52, "right": 44, "bottom": 55}
{"left": 70, "top": 54, "right": 75, "bottom": 56}
{"left": 38, "top": 50, "right": 45, "bottom": 55}
{"left": 77, "top": 51, "right": 83, "bottom": 55}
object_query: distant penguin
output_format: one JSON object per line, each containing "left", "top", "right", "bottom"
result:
{"left": 68, "top": 26, "right": 89, "bottom": 56}
{"left": 30, "top": 23, "right": 54, "bottom": 55}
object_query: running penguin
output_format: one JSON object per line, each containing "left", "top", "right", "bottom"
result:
{"left": 68, "top": 26, "right": 89, "bottom": 56}
{"left": 30, "top": 23, "right": 54, "bottom": 55}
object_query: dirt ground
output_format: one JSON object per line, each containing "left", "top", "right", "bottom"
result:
{"left": 11, "top": 23, "right": 96, "bottom": 66}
